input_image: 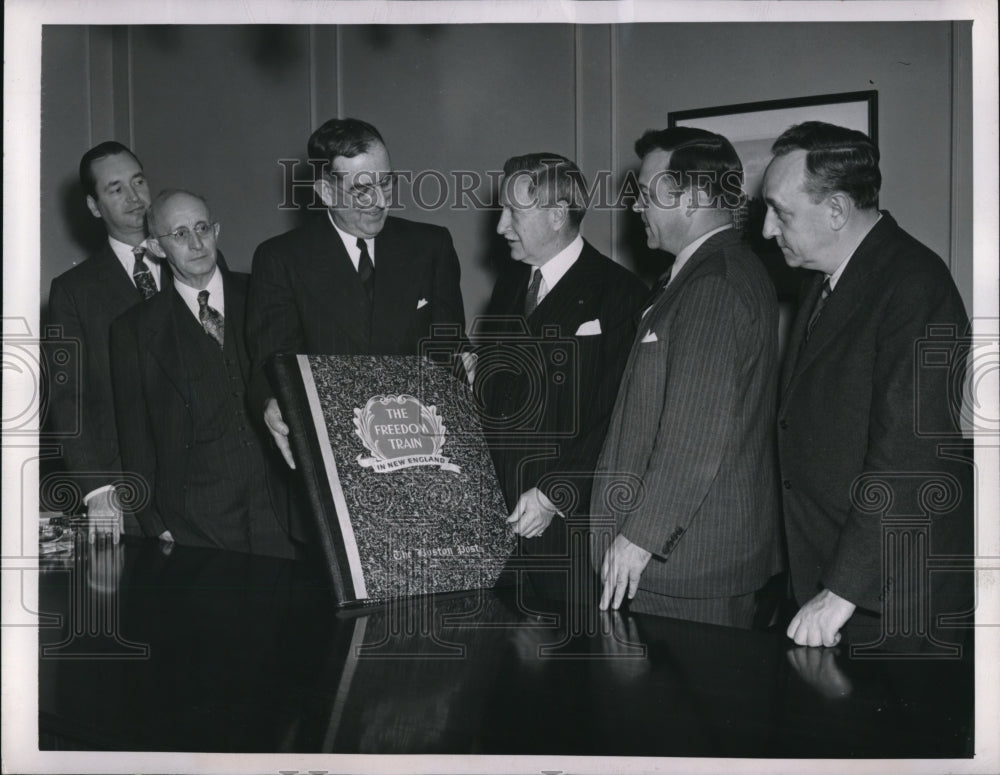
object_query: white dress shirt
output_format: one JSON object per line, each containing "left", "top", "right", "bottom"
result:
{"left": 328, "top": 211, "right": 374, "bottom": 271}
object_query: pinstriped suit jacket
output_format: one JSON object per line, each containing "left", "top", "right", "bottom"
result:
{"left": 591, "top": 229, "right": 783, "bottom": 598}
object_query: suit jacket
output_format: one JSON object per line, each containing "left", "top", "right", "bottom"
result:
{"left": 592, "top": 228, "right": 783, "bottom": 598}
{"left": 246, "top": 214, "right": 466, "bottom": 414}
{"left": 777, "top": 212, "right": 972, "bottom": 615}
{"left": 477, "top": 240, "right": 648, "bottom": 522}
{"left": 109, "top": 269, "right": 295, "bottom": 557}
{"left": 47, "top": 242, "right": 161, "bottom": 478}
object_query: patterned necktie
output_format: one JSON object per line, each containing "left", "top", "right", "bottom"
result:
{"left": 805, "top": 278, "right": 832, "bottom": 341}
{"left": 356, "top": 238, "right": 375, "bottom": 302}
{"left": 132, "top": 246, "right": 158, "bottom": 300}
{"left": 197, "top": 290, "right": 225, "bottom": 348}
{"left": 524, "top": 269, "right": 543, "bottom": 317}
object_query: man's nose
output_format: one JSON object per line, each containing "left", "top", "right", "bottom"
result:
{"left": 762, "top": 209, "right": 778, "bottom": 239}
{"left": 496, "top": 209, "right": 510, "bottom": 235}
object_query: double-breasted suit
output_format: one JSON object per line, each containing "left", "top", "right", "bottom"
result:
{"left": 246, "top": 214, "right": 466, "bottom": 413}
{"left": 110, "top": 270, "right": 295, "bottom": 558}
{"left": 592, "top": 229, "right": 783, "bottom": 611}
{"left": 777, "top": 212, "right": 972, "bottom": 633}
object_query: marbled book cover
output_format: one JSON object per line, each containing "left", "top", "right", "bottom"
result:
{"left": 270, "top": 354, "right": 515, "bottom": 605}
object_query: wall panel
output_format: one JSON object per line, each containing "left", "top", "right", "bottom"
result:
{"left": 336, "top": 24, "right": 578, "bottom": 318}
{"left": 130, "top": 25, "right": 312, "bottom": 273}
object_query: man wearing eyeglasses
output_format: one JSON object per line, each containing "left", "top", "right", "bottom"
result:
{"left": 48, "top": 141, "right": 161, "bottom": 539}
{"left": 108, "top": 189, "right": 297, "bottom": 558}
{"left": 246, "top": 117, "right": 465, "bottom": 470}
{"left": 592, "top": 127, "right": 782, "bottom": 629}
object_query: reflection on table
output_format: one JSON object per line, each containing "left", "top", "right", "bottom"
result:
{"left": 38, "top": 535, "right": 974, "bottom": 757}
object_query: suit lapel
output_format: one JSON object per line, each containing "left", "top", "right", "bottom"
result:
{"left": 781, "top": 214, "right": 896, "bottom": 400}
{"left": 780, "top": 273, "right": 823, "bottom": 396}
{"left": 308, "top": 216, "right": 372, "bottom": 351}
{"left": 371, "top": 217, "right": 416, "bottom": 346}
{"left": 640, "top": 229, "right": 739, "bottom": 330}
{"left": 93, "top": 242, "right": 143, "bottom": 310}
{"left": 221, "top": 270, "right": 250, "bottom": 382}
{"left": 144, "top": 290, "right": 193, "bottom": 406}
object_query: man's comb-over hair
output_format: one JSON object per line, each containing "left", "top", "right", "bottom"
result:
{"left": 771, "top": 121, "right": 881, "bottom": 210}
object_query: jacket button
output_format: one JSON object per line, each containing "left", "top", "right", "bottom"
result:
{"left": 184, "top": 443, "right": 191, "bottom": 450}
{"left": 779, "top": 419, "right": 788, "bottom": 430}
{"left": 782, "top": 479, "right": 791, "bottom": 490}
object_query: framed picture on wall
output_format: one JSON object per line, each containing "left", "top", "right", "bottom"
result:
{"left": 669, "top": 90, "right": 878, "bottom": 297}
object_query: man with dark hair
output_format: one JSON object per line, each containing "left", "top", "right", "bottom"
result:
{"left": 592, "top": 127, "right": 782, "bottom": 628}
{"left": 763, "top": 121, "right": 971, "bottom": 648}
{"left": 247, "top": 117, "right": 466, "bottom": 469}
{"left": 110, "top": 190, "right": 296, "bottom": 557}
{"left": 48, "top": 141, "right": 162, "bottom": 536}
{"left": 477, "top": 153, "right": 646, "bottom": 601}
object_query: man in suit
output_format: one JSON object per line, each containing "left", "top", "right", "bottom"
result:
{"left": 48, "top": 141, "right": 163, "bottom": 536}
{"left": 762, "top": 121, "right": 972, "bottom": 648}
{"left": 110, "top": 190, "right": 296, "bottom": 558}
{"left": 247, "top": 117, "right": 466, "bottom": 469}
{"left": 592, "top": 128, "right": 783, "bottom": 628}
{"left": 476, "top": 153, "right": 647, "bottom": 601}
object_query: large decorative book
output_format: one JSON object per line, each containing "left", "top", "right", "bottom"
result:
{"left": 267, "top": 354, "right": 515, "bottom": 606}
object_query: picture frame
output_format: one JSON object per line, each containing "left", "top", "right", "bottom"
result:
{"left": 669, "top": 90, "right": 878, "bottom": 297}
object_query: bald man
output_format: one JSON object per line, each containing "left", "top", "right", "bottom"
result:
{"left": 109, "top": 190, "right": 296, "bottom": 558}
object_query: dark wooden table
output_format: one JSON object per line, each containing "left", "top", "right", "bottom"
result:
{"left": 38, "top": 535, "right": 974, "bottom": 757}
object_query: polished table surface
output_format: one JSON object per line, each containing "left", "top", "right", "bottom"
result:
{"left": 38, "top": 535, "right": 974, "bottom": 757}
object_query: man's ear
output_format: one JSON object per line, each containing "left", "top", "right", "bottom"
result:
{"left": 827, "top": 192, "right": 852, "bottom": 231}
{"left": 86, "top": 195, "right": 101, "bottom": 220}
{"left": 146, "top": 238, "right": 167, "bottom": 259}
{"left": 548, "top": 199, "right": 570, "bottom": 231}
{"left": 314, "top": 178, "right": 334, "bottom": 208}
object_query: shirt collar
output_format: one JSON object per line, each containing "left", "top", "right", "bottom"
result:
{"left": 327, "top": 210, "right": 373, "bottom": 269}
{"left": 535, "top": 234, "right": 584, "bottom": 292}
{"left": 173, "top": 265, "right": 224, "bottom": 319}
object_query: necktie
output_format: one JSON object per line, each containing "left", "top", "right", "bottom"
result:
{"left": 524, "top": 269, "right": 543, "bottom": 317}
{"left": 197, "top": 290, "right": 225, "bottom": 348}
{"left": 356, "top": 238, "right": 375, "bottom": 302}
{"left": 805, "top": 278, "right": 832, "bottom": 341}
{"left": 132, "top": 246, "right": 158, "bottom": 300}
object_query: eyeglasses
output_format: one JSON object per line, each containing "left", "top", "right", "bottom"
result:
{"left": 155, "top": 221, "right": 216, "bottom": 243}
{"left": 329, "top": 174, "right": 395, "bottom": 207}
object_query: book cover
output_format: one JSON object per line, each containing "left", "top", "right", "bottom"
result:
{"left": 267, "top": 354, "right": 515, "bottom": 606}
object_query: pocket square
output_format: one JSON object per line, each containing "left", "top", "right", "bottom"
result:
{"left": 641, "top": 330, "right": 658, "bottom": 343}
{"left": 416, "top": 298, "right": 429, "bottom": 309}
{"left": 575, "top": 319, "right": 602, "bottom": 336}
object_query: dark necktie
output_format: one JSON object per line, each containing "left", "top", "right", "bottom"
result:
{"left": 356, "top": 238, "right": 375, "bottom": 302}
{"left": 197, "top": 290, "right": 225, "bottom": 348}
{"left": 132, "top": 246, "right": 158, "bottom": 300}
{"left": 805, "top": 278, "right": 832, "bottom": 341}
{"left": 524, "top": 269, "right": 543, "bottom": 317}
